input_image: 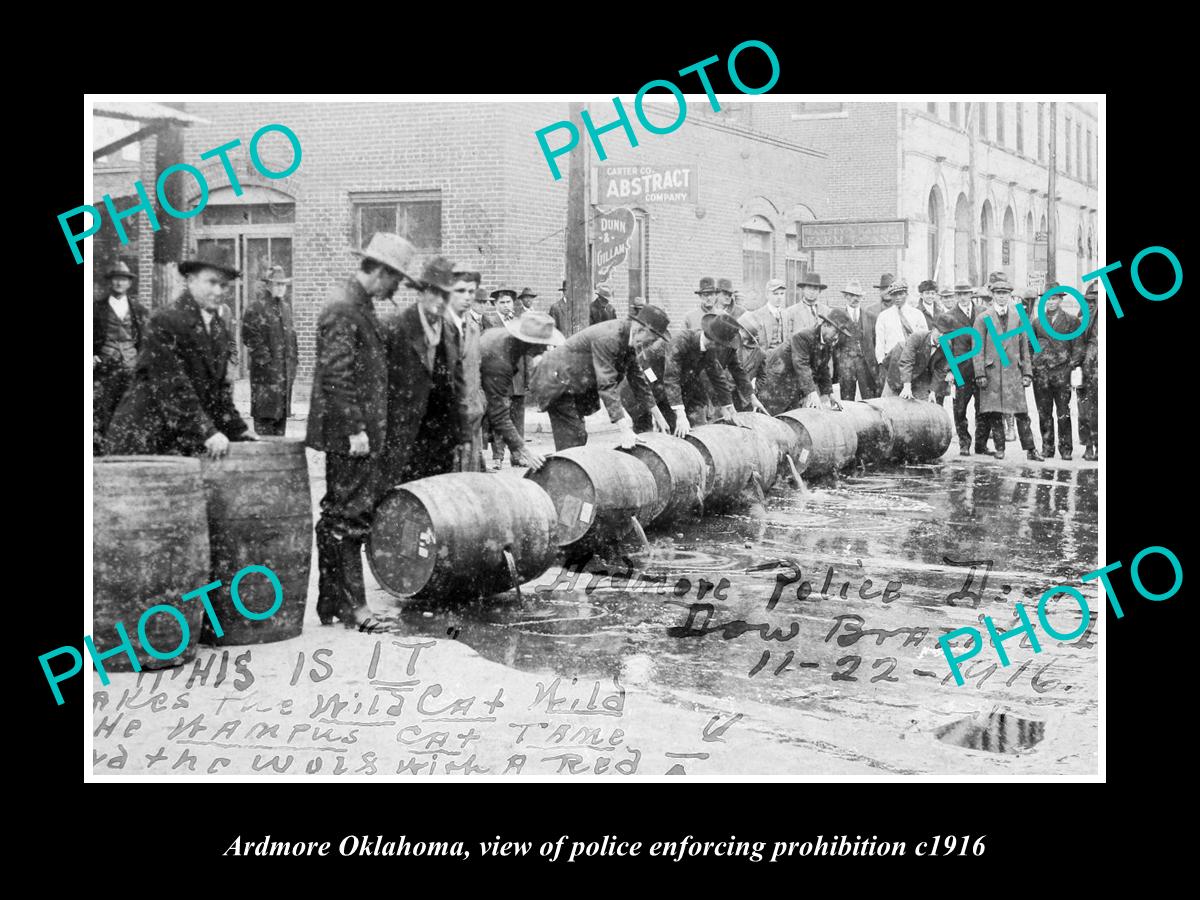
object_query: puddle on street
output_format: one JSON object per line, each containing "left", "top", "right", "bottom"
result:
{"left": 935, "top": 711, "right": 1046, "bottom": 754}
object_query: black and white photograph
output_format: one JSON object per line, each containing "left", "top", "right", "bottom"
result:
{"left": 81, "top": 95, "right": 1106, "bottom": 782}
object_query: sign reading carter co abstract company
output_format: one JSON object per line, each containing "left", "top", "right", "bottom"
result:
{"left": 593, "top": 207, "right": 637, "bottom": 286}
{"left": 593, "top": 165, "right": 698, "bottom": 204}
{"left": 800, "top": 219, "right": 908, "bottom": 250}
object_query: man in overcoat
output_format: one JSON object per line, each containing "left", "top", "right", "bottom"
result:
{"left": 480, "top": 312, "right": 565, "bottom": 472}
{"left": 242, "top": 265, "right": 299, "bottom": 436}
{"left": 832, "top": 279, "right": 879, "bottom": 401}
{"left": 589, "top": 284, "right": 617, "bottom": 326}
{"left": 972, "top": 278, "right": 1042, "bottom": 460}
{"left": 93, "top": 260, "right": 147, "bottom": 453}
{"left": 107, "top": 250, "right": 248, "bottom": 458}
{"left": 529, "top": 306, "right": 672, "bottom": 450}
{"left": 548, "top": 280, "right": 570, "bottom": 335}
{"left": 946, "top": 281, "right": 986, "bottom": 455}
{"left": 306, "top": 233, "right": 414, "bottom": 632}
{"left": 381, "top": 256, "right": 472, "bottom": 486}
{"left": 1031, "top": 285, "right": 1081, "bottom": 459}
{"left": 664, "top": 312, "right": 767, "bottom": 437}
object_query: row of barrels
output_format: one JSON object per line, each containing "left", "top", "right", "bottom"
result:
{"left": 367, "top": 398, "right": 952, "bottom": 601}
{"left": 91, "top": 400, "right": 952, "bottom": 665}
{"left": 92, "top": 441, "right": 312, "bottom": 671}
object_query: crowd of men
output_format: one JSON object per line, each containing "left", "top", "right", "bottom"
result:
{"left": 92, "top": 233, "right": 1099, "bottom": 635}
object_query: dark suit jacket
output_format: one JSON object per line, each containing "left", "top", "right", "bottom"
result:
{"left": 93, "top": 295, "right": 147, "bottom": 361}
{"left": 863, "top": 300, "right": 892, "bottom": 369}
{"left": 106, "top": 292, "right": 248, "bottom": 456}
{"left": 663, "top": 331, "right": 751, "bottom": 411}
{"left": 589, "top": 297, "right": 616, "bottom": 326}
{"left": 481, "top": 328, "right": 548, "bottom": 453}
{"left": 529, "top": 317, "right": 655, "bottom": 421}
{"left": 790, "top": 324, "right": 836, "bottom": 397}
{"left": 381, "top": 303, "right": 471, "bottom": 483}
{"left": 305, "top": 277, "right": 388, "bottom": 453}
{"left": 885, "top": 330, "right": 949, "bottom": 396}
{"left": 243, "top": 294, "right": 299, "bottom": 419}
{"left": 1072, "top": 300, "right": 1098, "bottom": 381}
{"left": 549, "top": 297, "right": 570, "bottom": 336}
{"left": 1032, "top": 308, "right": 1082, "bottom": 376}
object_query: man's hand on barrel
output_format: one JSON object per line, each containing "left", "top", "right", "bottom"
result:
{"left": 671, "top": 405, "right": 691, "bottom": 438}
{"left": 205, "top": 432, "right": 231, "bottom": 459}
{"left": 348, "top": 430, "right": 370, "bottom": 457}
{"left": 649, "top": 406, "right": 670, "bottom": 434}
{"left": 750, "top": 395, "right": 769, "bottom": 416}
{"left": 616, "top": 413, "right": 637, "bottom": 449}
{"left": 516, "top": 446, "right": 546, "bottom": 472}
{"left": 802, "top": 390, "right": 821, "bottom": 409}
{"left": 899, "top": 383, "right": 915, "bottom": 401}
{"left": 825, "top": 395, "right": 842, "bottom": 411}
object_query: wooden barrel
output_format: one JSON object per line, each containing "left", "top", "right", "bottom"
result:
{"left": 619, "top": 433, "right": 706, "bottom": 525}
{"left": 733, "top": 411, "right": 801, "bottom": 481}
{"left": 866, "top": 398, "right": 954, "bottom": 462}
{"left": 836, "top": 401, "right": 895, "bottom": 464}
{"left": 93, "top": 457, "right": 210, "bottom": 671}
{"left": 525, "top": 447, "right": 657, "bottom": 553}
{"left": 199, "top": 439, "right": 313, "bottom": 644}
{"left": 684, "top": 423, "right": 776, "bottom": 507}
{"left": 776, "top": 408, "right": 859, "bottom": 477}
{"left": 368, "top": 473, "right": 558, "bottom": 600}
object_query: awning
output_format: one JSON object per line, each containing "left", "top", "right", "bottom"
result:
{"left": 92, "top": 101, "right": 210, "bottom": 160}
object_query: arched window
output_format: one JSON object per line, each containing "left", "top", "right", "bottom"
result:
{"left": 628, "top": 208, "right": 649, "bottom": 306}
{"left": 784, "top": 205, "right": 816, "bottom": 308}
{"left": 742, "top": 215, "right": 774, "bottom": 302}
{"left": 954, "top": 194, "right": 971, "bottom": 283}
{"left": 979, "top": 201, "right": 994, "bottom": 280}
{"left": 1025, "top": 211, "right": 1036, "bottom": 278}
{"left": 928, "top": 186, "right": 943, "bottom": 281}
{"left": 1002, "top": 206, "right": 1015, "bottom": 270}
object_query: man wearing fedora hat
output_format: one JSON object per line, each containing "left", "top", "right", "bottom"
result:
{"left": 107, "top": 249, "right": 250, "bottom": 459}
{"left": 758, "top": 311, "right": 850, "bottom": 414}
{"left": 738, "top": 278, "right": 789, "bottom": 383}
{"left": 873, "top": 279, "right": 927, "bottom": 370}
{"left": 863, "top": 273, "right": 895, "bottom": 384}
{"left": 973, "top": 276, "right": 1041, "bottom": 461}
{"left": 590, "top": 284, "right": 617, "bottom": 326}
{"left": 306, "top": 232, "right": 416, "bottom": 633}
{"left": 242, "top": 265, "right": 299, "bottom": 436}
{"left": 946, "top": 280, "right": 986, "bottom": 454}
{"left": 445, "top": 269, "right": 487, "bottom": 472}
{"left": 664, "top": 312, "right": 767, "bottom": 438}
{"left": 717, "top": 278, "right": 746, "bottom": 321}
{"left": 881, "top": 313, "right": 957, "bottom": 401}
{"left": 382, "top": 255, "right": 473, "bottom": 486}
{"left": 782, "top": 272, "right": 830, "bottom": 336}
{"left": 549, "top": 280, "right": 570, "bottom": 335}
{"left": 832, "top": 279, "right": 879, "bottom": 401}
{"left": 491, "top": 285, "right": 518, "bottom": 323}
{"left": 481, "top": 312, "right": 566, "bottom": 471}
{"left": 517, "top": 287, "right": 538, "bottom": 315}
{"left": 1073, "top": 280, "right": 1100, "bottom": 461}
{"left": 684, "top": 276, "right": 720, "bottom": 332}
{"left": 92, "top": 260, "right": 147, "bottom": 454}
{"left": 530, "top": 305, "right": 673, "bottom": 450}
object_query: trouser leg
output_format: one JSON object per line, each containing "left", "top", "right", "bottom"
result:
{"left": 254, "top": 416, "right": 286, "bottom": 435}
{"left": 858, "top": 357, "right": 879, "bottom": 400}
{"left": 1080, "top": 378, "right": 1098, "bottom": 448}
{"left": 509, "top": 396, "right": 526, "bottom": 459}
{"left": 314, "top": 452, "right": 381, "bottom": 623}
{"left": 93, "top": 366, "right": 131, "bottom": 455}
{"left": 548, "top": 393, "right": 588, "bottom": 450}
{"left": 1032, "top": 376, "right": 1055, "bottom": 450}
{"left": 1015, "top": 412, "right": 1036, "bottom": 450}
{"left": 981, "top": 412, "right": 1005, "bottom": 452}
{"left": 953, "top": 378, "right": 976, "bottom": 445}
{"left": 1052, "top": 379, "right": 1073, "bottom": 455}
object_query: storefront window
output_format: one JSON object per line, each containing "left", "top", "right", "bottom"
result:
{"left": 628, "top": 209, "right": 648, "bottom": 305}
{"left": 351, "top": 191, "right": 442, "bottom": 251}
{"left": 742, "top": 216, "right": 773, "bottom": 302}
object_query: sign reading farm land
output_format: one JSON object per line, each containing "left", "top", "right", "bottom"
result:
{"left": 800, "top": 219, "right": 908, "bottom": 250}
{"left": 593, "top": 165, "right": 697, "bottom": 204}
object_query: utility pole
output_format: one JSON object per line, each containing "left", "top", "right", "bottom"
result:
{"left": 965, "top": 102, "right": 979, "bottom": 285}
{"left": 154, "top": 102, "right": 188, "bottom": 308}
{"left": 1047, "top": 102, "right": 1058, "bottom": 284}
{"left": 565, "top": 102, "right": 590, "bottom": 336}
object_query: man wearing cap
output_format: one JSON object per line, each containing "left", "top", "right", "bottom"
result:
{"left": 946, "top": 280, "right": 986, "bottom": 454}
{"left": 492, "top": 285, "right": 518, "bottom": 322}
{"left": 382, "top": 256, "right": 473, "bottom": 486}
{"left": 486, "top": 285, "right": 530, "bottom": 468}
{"left": 916, "top": 280, "right": 942, "bottom": 328}
{"left": 782, "top": 272, "right": 830, "bottom": 336}
{"left": 306, "top": 233, "right": 414, "bottom": 633}
{"left": 481, "top": 312, "right": 565, "bottom": 472}
{"left": 107, "top": 249, "right": 249, "bottom": 459}
{"left": 873, "top": 279, "right": 928, "bottom": 370}
{"left": 973, "top": 277, "right": 1042, "bottom": 461}
{"left": 549, "top": 280, "right": 571, "bottom": 335}
{"left": 1031, "top": 285, "right": 1081, "bottom": 460}
{"left": 738, "top": 278, "right": 789, "bottom": 383}
{"left": 684, "top": 276, "right": 720, "bottom": 331}
{"left": 758, "top": 312, "right": 849, "bottom": 414}
{"left": 664, "top": 312, "right": 767, "bottom": 438}
{"left": 833, "top": 279, "right": 879, "bottom": 401}
{"left": 590, "top": 284, "right": 617, "bottom": 326}
{"left": 1073, "top": 280, "right": 1100, "bottom": 461}
{"left": 882, "top": 314, "right": 956, "bottom": 401}
{"left": 92, "top": 260, "right": 147, "bottom": 453}
{"left": 242, "top": 265, "right": 299, "bottom": 436}
{"left": 529, "top": 306, "right": 673, "bottom": 450}
{"left": 446, "top": 269, "right": 487, "bottom": 472}
{"left": 717, "top": 278, "right": 746, "bottom": 321}
{"left": 863, "top": 273, "right": 895, "bottom": 382}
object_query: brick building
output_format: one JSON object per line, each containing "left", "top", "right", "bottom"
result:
{"left": 90, "top": 99, "right": 1099, "bottom": 379}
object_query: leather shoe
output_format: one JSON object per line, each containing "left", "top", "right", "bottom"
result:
{"left": 1027, "top": 448, "right": 1045, "bottom": 461}
{"left": 1083, "top": 446, "right": 1097, "bottom": 461}
{"left": 1061, "top": 451, "right": 1073, "bottom": 461}
{"left": 992, "top": 449, "right": 1005, "bottom": 460}
{"left": 959, "top": 443, "right": 972, "bottom": 456}
{"left": 1043, "top": 447, "right": 1055, "bottom": 459}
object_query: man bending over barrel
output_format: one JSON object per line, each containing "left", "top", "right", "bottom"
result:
{"left": 664, "top": 312, "right": 767, "bottom": 438}
{"left": 107, "top": 248, "right": 250, "bottom": 458}
{"left": 757, "top": 310, "right": 851, "bottom": 414}
{"left": 529, "top": 306, "right": 673, "bottom": 450}
{"left": 880, "top": 314, "right": 956, "bottom": 401}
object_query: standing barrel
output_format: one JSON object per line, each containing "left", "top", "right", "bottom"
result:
{"left": 368, "top": 473, "right": 558, "bottom": 600}
{"left": 526, "top": 447, "right": 657, "bottom": 554}
{"left": 777, "top": 408, "right": 859, "bottom": 477}
{"left": 93, "top": 457, "right": 210, "bottom": 671}
{"left": 836, "top": 401, "right": 895, "bottom": 464}
{"left": 685, "top": 423, "right": 777, "bottom": 507}
{"left": 733, "top": 411, "right": 801, "bottom": 481}
{"left": 199, "top": 439, "right": 313, "bottom": 644}
{"left": 619, "top": 433, "right": 706, "bottom": 525}
{"left": 866, "top": 398, "right": 954, "bottom": 462}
